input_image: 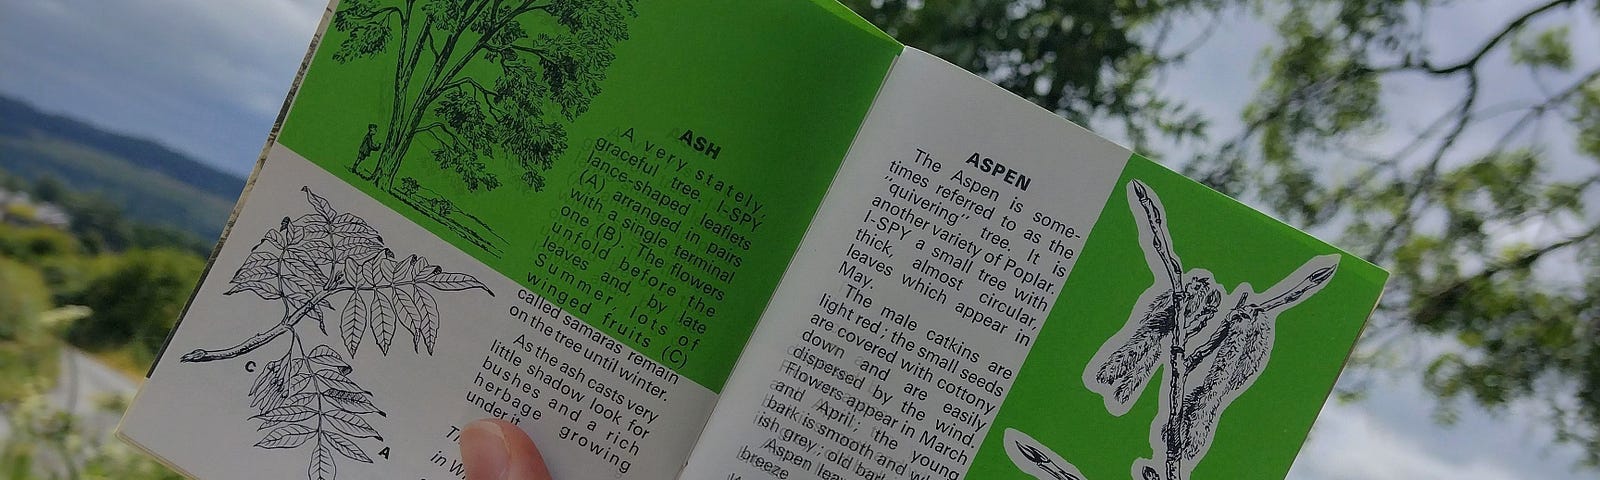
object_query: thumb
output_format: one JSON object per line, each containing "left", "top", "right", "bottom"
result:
{"left": 460, "top": 419, "right": 553, "bottom": 480}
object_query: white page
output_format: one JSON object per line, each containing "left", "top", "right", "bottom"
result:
{"left": 119, "top": 145, "right": 718, "bottom": 480}
{"left": 677, "top": 48, "right": 1132, "bottom": 479}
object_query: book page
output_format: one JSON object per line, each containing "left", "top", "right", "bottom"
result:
{"left": 677, "top": 48, "right": 1132, "bottom": 479}
{"left": 118, "top": 1, "right": 902, "bottom": 479}
{"left": 678, "top": 48, "right": 1387, "bottom": 480}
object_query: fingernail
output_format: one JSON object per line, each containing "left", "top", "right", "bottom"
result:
{"left": 461, "top": 419, "right": 509, "bottom": 480}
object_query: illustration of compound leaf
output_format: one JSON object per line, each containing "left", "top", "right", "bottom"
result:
{"left": 323, "top": 431, "right": 374, "bottom": 463}
{"left": 257, "top": 424, "right": 317, "bottom": 450}
{"left": 323, "top": 409, "right": 383, "bottom": 440}
{"left": 309, "top": 442, "right": 335, "bottom": 480}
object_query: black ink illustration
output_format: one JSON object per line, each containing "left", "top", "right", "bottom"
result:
{"left": 1006, "top": 428, "right": 1088, "bottom": 480}
{"left": 329, "top": 0, "right": 638, "bottom": 255}
{"left": 1083, "top": 180, "right": 1339, "bottom": 480}
{"left": 180, "top": 187, "right": 492, "bottom": 480}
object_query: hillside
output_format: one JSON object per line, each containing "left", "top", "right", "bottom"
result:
{"left": 0, "top": 95, "right": 244, "bottom": 239}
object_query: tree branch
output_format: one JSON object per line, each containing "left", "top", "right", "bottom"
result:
{"left": 1367, "top": 71, "right": 1482, "bottom": 260}
{"left": 1412, "top": 222, "right": 1600, "bottom": 324}
{"left": 415, "top": 122, "right": 462, "bottom": 147}
{"left": 1489, "top": 67, "right": 1600, "bottom": 154}
{"left": 1367, "top": 0, "right": 1577, "bottom": 76}
{"left": 181, "top": 323, "right": 294, "bottom": 363}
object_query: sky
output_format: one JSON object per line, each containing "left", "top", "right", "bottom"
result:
{"left": 0, "top": 0, "right": 325, "bottom": 176}
{"left": 0, "top": 0, "right": 1594, "bottom": 478}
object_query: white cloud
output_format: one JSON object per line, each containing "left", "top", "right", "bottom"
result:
{"left": 1290, "top": 403, "right": 1527, "bottom": 480}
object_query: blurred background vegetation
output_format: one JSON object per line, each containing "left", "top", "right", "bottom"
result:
{"left": 1, "top": 0, "right": 1596, "bottom": 478}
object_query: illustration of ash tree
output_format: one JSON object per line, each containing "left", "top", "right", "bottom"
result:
{"left": 330, "top": 0, "right": 637, "bottom": 250}
{"left": 1083, "top": 180, "right": 1340, "bottom": 480}
{"left": 180, "top": 187, "right": 491, "bottom": 480}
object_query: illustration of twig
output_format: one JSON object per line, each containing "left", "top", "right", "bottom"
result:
{"left": 1083, "top": 180, "right": 1339, "bottom": 480}
{"left": 181, "top": 187, "right": 492, "bottom": 480}
{"left": 1006, "top": 428, "right": 1088, "bottom": 480}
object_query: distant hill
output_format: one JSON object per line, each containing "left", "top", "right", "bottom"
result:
{"left": 0, "top": 94, "right": 245, "bottom": 239}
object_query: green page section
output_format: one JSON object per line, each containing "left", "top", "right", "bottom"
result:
{"left": 970, "top": 156, "right": 1387, "bottom": 478}
{"left": 276, "top": 0, "right": 901, "bottom": 392}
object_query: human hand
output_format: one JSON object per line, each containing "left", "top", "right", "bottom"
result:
{"left": 459, "top": 419, "right": 553, "bottom": 480}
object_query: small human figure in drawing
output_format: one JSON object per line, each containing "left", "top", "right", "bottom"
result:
{"left": 354, "top": 123, "right": 381, "bottom": 175}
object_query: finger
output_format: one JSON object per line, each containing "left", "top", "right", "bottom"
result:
{"left": 461, "top": 419, "right": 552, "bottom": 480}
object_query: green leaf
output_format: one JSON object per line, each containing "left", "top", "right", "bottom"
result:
{"left": 1510, "top": 25, "right": 1573, "bottom": 71}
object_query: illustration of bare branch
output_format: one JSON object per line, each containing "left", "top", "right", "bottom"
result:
{"left": 1082, "top": 179, "right": 1340, "bottom": 480}
{"left": 181, "top": 187, "right": 492, "bottom": 479}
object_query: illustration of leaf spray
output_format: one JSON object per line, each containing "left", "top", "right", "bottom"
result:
{"left": 180, "top": 187, "right": 492, "bottom": 480}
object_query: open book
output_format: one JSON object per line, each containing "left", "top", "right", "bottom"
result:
{"left": 118, "top": 1, "right": 1389, "bottom": 479}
